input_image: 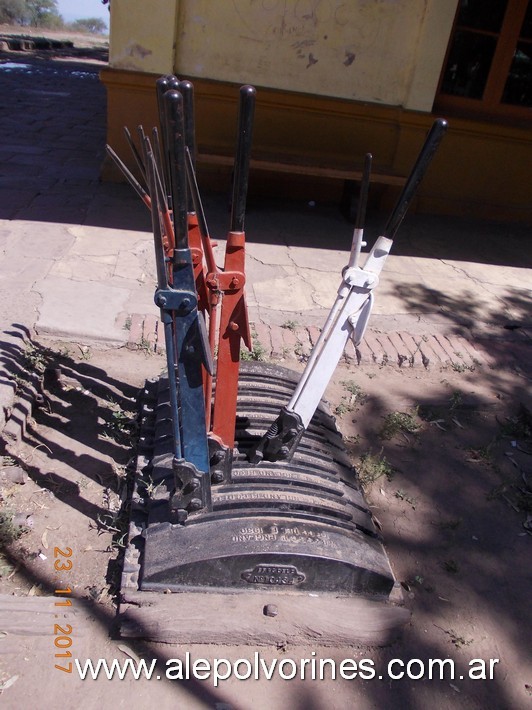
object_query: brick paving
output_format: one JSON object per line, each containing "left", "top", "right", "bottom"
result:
{"left": 133, "top": 313, "right": 529, "bottom": 378}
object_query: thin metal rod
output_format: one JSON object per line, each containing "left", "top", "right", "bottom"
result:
{"left": 105, "top": 144, "right": 150, "bottom": 207}
{"left": 185, "top": 147, "right": 217, "bottom": 275}
{"left": 356, "top": 153, "right": 372, "bottom": 231}
{"left": 151, "top": 126, "right": 168, "bottom": 204}
{"left": 144, "top": 138, "right": 169, "bottom": 290}
{"left": 144, "top": 140, "right": 182, "bottom": 460}
{"left": 348, "top": 152, "right": 372, "bottom": 269}
{"left": 123, "top": 126, "right": 146, "bottom": 183}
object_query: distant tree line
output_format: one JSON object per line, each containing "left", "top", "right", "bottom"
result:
{"left": 0, "top": 0, "right": 108, "bottom": 34}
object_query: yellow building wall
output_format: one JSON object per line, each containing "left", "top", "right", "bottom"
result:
{"left": 108, "top": 0, "right": 178, "bottom": 73}
{"left": 109, "top": 0, "right": 457, "bottom": 112}
{"left": 102, "top": 0, "right": 532, "bottom": 223}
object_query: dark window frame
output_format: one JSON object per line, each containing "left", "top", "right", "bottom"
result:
{"left": 434, "top": 0, "right": 532, "bottom": 122}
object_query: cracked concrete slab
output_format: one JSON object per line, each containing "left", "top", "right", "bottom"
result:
{"left": 252, "top": 274, "right": 319, "bottom": 313}
{"left": 245, "top": 252, "right": 290, "bottom": 285}
{"left": 67, "top": 224, "right": 149, "bottom": 256}
{"left": 34, "top": 276, "right": 130, "bottom": 344}
{"left": 48, "top": 256, "right": 115, "bottom": 281}
{"left": 419, "top": 276, "right": 509, "bottom": 319}
{"left": 1, "top": 220, "right": 74, "bottom": 262}
{"left": 440, "top": 260, "right": 532, "bottom": 289}
{"left": 115, "top": 244, "right": 154, "bottom": 282}
{"left": 385, "top": 252, "right": 444, "bottom": 277}
{"left": 373, "top": 273, "right": 440, "bottom": 315}
{"left": 294, "top": 266, "right": 339, "bottom": 310}
{"left": 246, "top": 242, "right": 292, "bottom": 266}
{"left": 286, "top": 246, "right": 346, "bottom": 272}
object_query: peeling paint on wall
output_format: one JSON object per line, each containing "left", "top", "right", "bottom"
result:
{"left": 126, "top": 43, "right": 153, "bottom": 59}
{"left": 343, "top": 51, "right": 355, "bottom": 66}
{"left": 176, "top": 0, "right": 431, "bottom": 105}
{"left": 109, "top": 0, "right": 177, "bottom": 74}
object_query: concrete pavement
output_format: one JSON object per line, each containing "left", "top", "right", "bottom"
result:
{"left": 0, "top": 43, "right": 531, "bottom": 435}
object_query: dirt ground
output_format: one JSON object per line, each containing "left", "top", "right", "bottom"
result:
{"left": 0, "top": 334, "right": 530, "bottom": 710}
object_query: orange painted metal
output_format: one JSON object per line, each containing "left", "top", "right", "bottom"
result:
{"left": 210, "top": 230, "right": 251, "bottom": 448}
{"left": 187, "top": 213, "right": 210, "bottom": 315}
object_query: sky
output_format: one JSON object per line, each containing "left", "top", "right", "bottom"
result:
{"left": 55, "top": 0, "right": 110, "bottom": 27}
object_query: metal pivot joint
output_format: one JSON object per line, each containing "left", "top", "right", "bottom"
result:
{"left": 249, "top": 407, "right": 305, "bottom": 464}
{"left": 170, "top": 458, "right": 210, "bottom": 524}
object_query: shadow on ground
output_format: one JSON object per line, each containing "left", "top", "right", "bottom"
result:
{"left": 0, "top": 327, "right": 531, "bottom": 708}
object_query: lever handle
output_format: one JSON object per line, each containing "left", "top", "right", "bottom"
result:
{"left": 348, "top": 152, "right": 372, "bottom": 269}
{"left": 178, "top": 80, "right": 196, "bottom": 167}
{"left": 231, "top": 85, "right": 256, "bottom": 233}
{"left": 156, "top": 74, "right": 179, "bottom": 133}
{"left": 355, "top": 152, "right": 372, "bottom": 231}
{"left": 163, "top": 90, "right": 188, "bottom": 250}
{"left": 384, "top": 118, "right": 447, "bottom": 241}
{"left": 155, "top": 75, "right": 179, "bottom": 198}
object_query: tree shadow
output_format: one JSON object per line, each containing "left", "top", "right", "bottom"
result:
{"left": 392, "top": 281, "right": 532, "bottom": 336}
{"left": 1, "top": 323, "right": 531, "bottom": 708}
{"left": 332, "top": 357, "right": 532, "bottom": 709}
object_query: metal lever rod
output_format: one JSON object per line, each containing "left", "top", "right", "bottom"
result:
{"left": 288, "top": 238, "right": 390, "bottom": 424}
{"left": 156, "top": 74, "right": 180, "bottom": 199}
{"left": 123, "top": 126, "right": 147, "bottom": 184}
{"left": 185, "top": 147, "right": 217, "bottom": 276}
{"left": 184, "top": 146, "right": 221, "bottom": 428}
{"left": 210, "top": 85, "right": 255, "bottom": 449}
{"left": 251, "top": 119, "right": 447, "bottom": 463}
{"left": 178, "top": 81, "right": 211, "bottom": 315}
{"left": 144, "top": 138, "right": 181, "bottom": 460}
{"left": 179, "top": 80, "right": 196, "bottom": 168}
{"left": 231, "top": 85, "right": 256, "bottom": 232}
{"left": 295, "top": 120, "right": 446, "bottom": 420}
{"left": 179, "top": 80, "right": 196, "bottom": 215}
{"left": 151, "top": 126, "right": 169, "bottom": 204}
{"left": 279, "top": 153, "right": 371, "bottom": 415}
{"left": 142, "top": 137, "right": 169, "bottom": 290}
{"left": 163, "top": 90, "right": 189, "bottom": 251}
{"left": 159, "top": 89, "right": 211, "bottom": 479}
{"left": 384, "top": 118, "right": 447, "bottom": 240}
{"left": 156, "top": 74, "right": 180, "bottom": 131}
{"left": 109, "top": 138, "right": 176, "bottom": 260}
{"left": 348, "top": 152, "right": 372, "bottom": 270}
{"left": 106, "top": 144, "right": 151, "bottom": 207}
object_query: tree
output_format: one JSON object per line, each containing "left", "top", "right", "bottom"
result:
{"left": 0, "top": 0, "right": 29, "bottom": 25}
{"left": 70, "top": 17, "right": 107, "bottom": 34}
{"left": 25, "top": 0, "right": 63, "bottom": 28}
